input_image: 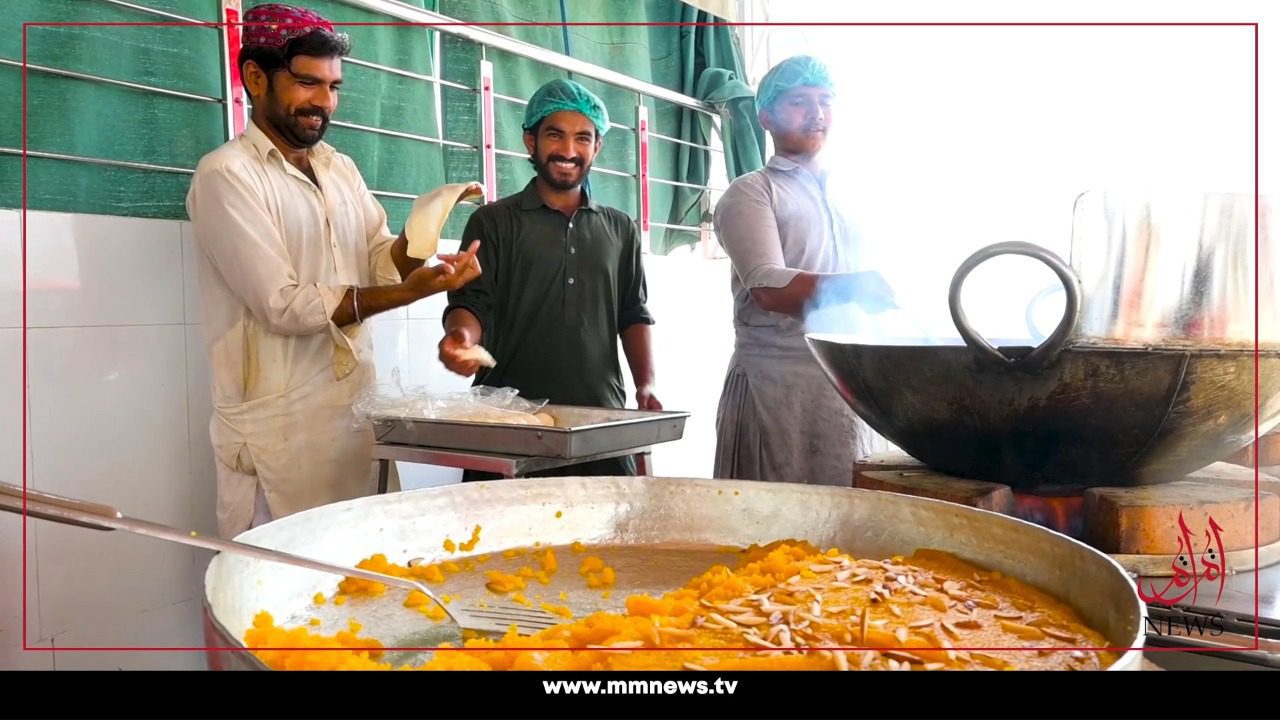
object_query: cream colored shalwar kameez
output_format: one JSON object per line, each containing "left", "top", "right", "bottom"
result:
{"left": 187, "top": 121, "right": 403, "bottom": 538}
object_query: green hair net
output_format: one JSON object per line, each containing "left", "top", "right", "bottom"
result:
{"left": 755, "top": 55, "right": 834, "bottom": 114}
{"left": 522, "top": 79, "right": 610, "bottom": 137}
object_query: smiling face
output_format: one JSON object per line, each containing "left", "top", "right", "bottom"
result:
{"left": 244, "top": 53, "right": 343, "bottom": 149}
{"left": 523, "top": 110, "right": 602, "bottom": 191}
{"left": 760, "top": 85, "right": 834, "bottom": 157}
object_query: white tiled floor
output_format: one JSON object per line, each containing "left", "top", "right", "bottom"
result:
{"left": 49, "top": 598, "right": 207, "bottom": 670}
{"left": 0, "top": 328, "right": 41, "bottom": 650}
{"left": 27, "top": 325, "right": 191, "bottom": 523}
{"left": 25, "top": 212, "right": 184, "bottom": 328}
{"left": 0, "top": 328, "right": 25, "bottom": 492}
{"left": 26, "top": 325, "right": 197, "bottom": 640}
{"left": 407, "top": 292, "right": 449, "bottom": 320}
{"left": 0, "top": 513, "right": 42, "bottom": 653}
{"left": 185, "top": 325, "right": 219, "bottom": 540}
{"left": 368, "top": 317, "right": 410, "bottom": 385}
{"left": 179, "top": 222, "right": 201, "bottom": 326}
{"left": 0, "top": 210, "right": 20, "bottom": 328}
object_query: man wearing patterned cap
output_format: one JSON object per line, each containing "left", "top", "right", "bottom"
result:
{"left": 439, "top": 78, "right": 661, "bottom": 481}
{"left": 187, "top": 3, "right": 483, "bottom": 537}
{"left": 712, "top": 55, "right": 896, "bottom": 487}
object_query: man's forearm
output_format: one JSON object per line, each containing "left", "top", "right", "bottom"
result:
{"left": 749, "top": 271, "right": 894, "bottom": 318}
{"left": 620, "top": 322, "right": 656, "bottom": 388}
{"left": 444, "top": 307, "right": 484, "bottom": 341}
{"left": 748, "top": 272, "right": 819, "bottom": 318}
{"left": 331, "top": 283, "right": 417, "bottom": 327}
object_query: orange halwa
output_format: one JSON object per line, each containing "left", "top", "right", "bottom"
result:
{"left": 247, "top": 540, "right": 1119, "bottom": 671}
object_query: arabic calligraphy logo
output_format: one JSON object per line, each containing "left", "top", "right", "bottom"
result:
{"left": 1137, "top": 511, "right": 1226, "bottom": 607}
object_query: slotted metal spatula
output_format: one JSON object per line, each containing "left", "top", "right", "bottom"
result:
{"left": 0, "top": 482, "right": 560, "bottom": 636}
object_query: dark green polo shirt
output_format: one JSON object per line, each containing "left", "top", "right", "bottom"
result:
{"left": 444, "top": 179, "right": 654, "bottom": 409}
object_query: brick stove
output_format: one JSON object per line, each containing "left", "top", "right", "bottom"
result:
{"left": 853, "top": 451, "right": 1280, "bottom": 668}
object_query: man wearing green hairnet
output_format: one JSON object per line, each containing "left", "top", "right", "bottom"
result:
{"left": 712, "top": 55, "right": 895, "bottom": 486}
{"left": 438, "top": 78, "right": 661, "bottom": 480}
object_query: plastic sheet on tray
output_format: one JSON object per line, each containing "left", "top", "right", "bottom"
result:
{"left": 352, "top": 369, "right": 552, "bottom": 429}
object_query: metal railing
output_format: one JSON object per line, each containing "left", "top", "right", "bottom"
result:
{"left": 7, "top": 0, "right": 730, "bottom": 254}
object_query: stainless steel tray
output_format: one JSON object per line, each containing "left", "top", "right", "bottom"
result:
{"left": 371, "top": 405, "right": 690, "bottom": 459}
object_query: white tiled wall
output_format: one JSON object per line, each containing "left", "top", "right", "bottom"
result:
{"left": 0, "top": 208, "right": 732, "bottom": 671}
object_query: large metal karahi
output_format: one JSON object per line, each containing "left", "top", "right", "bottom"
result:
{"left": 203, "top": 476, "right": 1147, "bottom": 671}
{"left": 808, "top": 191, "right": 1279, "bottom": 489}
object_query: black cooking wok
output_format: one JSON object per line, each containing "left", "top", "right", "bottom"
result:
{"left": 807, "top": 240, "right": 1280, "bottom": 489}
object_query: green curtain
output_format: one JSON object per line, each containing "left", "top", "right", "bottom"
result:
{"left": 656, "top": 3, "right": 765, "bottom": 255}
{"left": 2, "top": 0, "right": 755, "bottom": 251}
{"left": 1, "top": 0, "right": 224, "bottom": 218}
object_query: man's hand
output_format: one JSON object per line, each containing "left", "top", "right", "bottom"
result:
{"left": 402, "top": 240, "right": 482, "bottom": 299}
{"left": 438, "top": 325, "right": 482, "bottom": 377}
{"left": 851, "top": 270, "right": 898, "bottom": 314}
{"left": 635, "top": 384, "right": 663, "bottom": 411}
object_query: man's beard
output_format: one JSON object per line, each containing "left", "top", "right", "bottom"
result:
{"left": 264, "top": 93, "right": 330, "bottom": 149}
{"left": 533, "top": 152, "right": 591, "bottom": 191}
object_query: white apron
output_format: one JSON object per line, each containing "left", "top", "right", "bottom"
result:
{"left": 209, "top": 345, "right": 393, "bottom": 539}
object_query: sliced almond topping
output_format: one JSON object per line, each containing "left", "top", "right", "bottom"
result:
{"left": 833, "top": 650, "right": 849, "bottom": 671}
{"left": 1000, "top": 620, "right": 1046, "bottom": 640}
{"left": 682, "top": 662, "right": 707, "bottom": 671}
{"left": 886, "top": 650, "right": 922, "bottom": 664}
{"left": 742, "top": 633, "right": 778, "bottom": 648}
{"left": 706, "top": 612, "right": 738, "bottom": 629}
{"left": 1043, "top": 627, "right": 1077, "bottom": 642}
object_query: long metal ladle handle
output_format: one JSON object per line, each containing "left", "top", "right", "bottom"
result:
{"left": 0, "top": 482, "right": 445, "bottom": 607}
{"left": 948, "top": 241, "right": 1083, "bottom": 371}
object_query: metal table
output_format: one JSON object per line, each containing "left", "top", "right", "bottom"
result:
{"left": 374, "top": 442, "right": 652, "bottom": 490}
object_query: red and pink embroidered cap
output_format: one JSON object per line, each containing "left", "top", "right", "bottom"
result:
{"left": 242, "top": 3, "right": 336, "bottom": 49}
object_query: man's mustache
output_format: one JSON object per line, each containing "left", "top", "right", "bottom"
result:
{"left": 546, "top": 155, "right": 583, "bottom": 167}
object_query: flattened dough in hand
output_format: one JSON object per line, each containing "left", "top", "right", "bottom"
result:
{"left": 405, "top": 182, "right": 485, "bottom": 260}
{"left": 456, "top": 344, "right": 497, "bottom": 368}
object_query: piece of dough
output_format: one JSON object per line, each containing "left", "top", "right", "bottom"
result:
{"left": 405, "top": 182, "right": 485, "bottom": 260}
{"left": 534, "top": 412, "right": 557, "bottom": 427}
{"left": 456, "top": 344, "right": 497, "bottom": 368}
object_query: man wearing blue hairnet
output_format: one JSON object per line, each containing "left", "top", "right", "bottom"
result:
{"left": 439, "top": 78, "right": 661, "bottom": 480}
{"left": 712, "top": 55, "right": 895, "bottom": 486}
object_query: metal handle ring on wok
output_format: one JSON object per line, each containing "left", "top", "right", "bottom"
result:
{"left": 947, "top": 241, "right": 1083, "bottom": 371}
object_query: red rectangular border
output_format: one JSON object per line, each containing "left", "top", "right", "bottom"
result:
{"left": 17, "top": 19, "right": 1262, "bottom": 659}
